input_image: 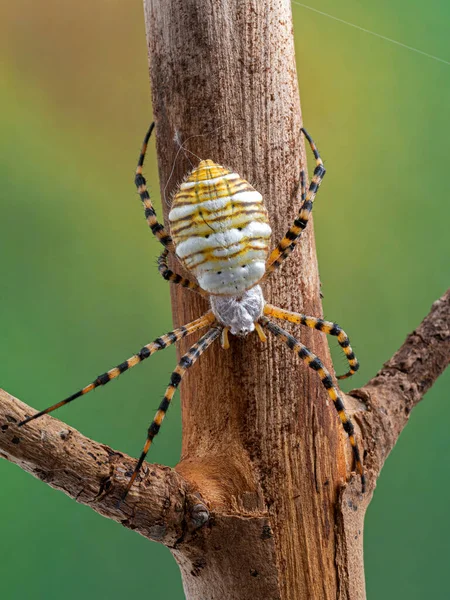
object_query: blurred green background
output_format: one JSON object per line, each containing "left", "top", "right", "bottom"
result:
{"left": 0, "top": 1, "right": 448, "bottom": 598}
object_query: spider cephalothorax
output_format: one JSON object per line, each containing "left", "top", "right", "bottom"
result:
{"left": 19, "top": 123, "right": 365, "bottom": 500}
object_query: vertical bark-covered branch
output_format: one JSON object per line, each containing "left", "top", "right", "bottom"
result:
{"left": 144, "top": 1, "right": 353, "bottom": 598}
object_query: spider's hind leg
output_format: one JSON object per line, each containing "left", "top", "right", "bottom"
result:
{"left": 263, "top": 304, "right": 359, "bottom": 379}
{"left": 260, "top": 316, "right": 365, "bottom": 492}
{"left": 121, "top": 324, "right": 221, "bottom": 502}
{"left": 19, "top": 311, "right": 216, "bottom": 426}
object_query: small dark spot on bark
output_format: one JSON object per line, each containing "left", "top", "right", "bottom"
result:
{"left": 261, "top": 525, "right": 273, "bottom": 539}
{"left": 87, "top": 452, "right": 97, "bottom": 460}
{"left": 6, "top": 415, "right": 17, "bottom": 423}
{"left": 207, "top": 513, "right": 217, "bottom": 528}
{"left": 121, "top": 518, "right": 137, "bottom": 530}
{"left": 190, "top": 557, "right": 206, "bottom": 577}
{"left": 95, "top": 474, "right": 113, "bottom": 500}
{"left": 103, "top": 446, "right": 122, "bottom": 457}
{"left": 12, "top": 436, "right": 20, "bottom": 444}
{"left": 1, "top": 424, "right": 8, "bottom": 431}
{"left": 250, "top": 569, "right": 259, "bottom": 577}
{"left": 59, "top": 429, "right": 70, "bottom": 440}
{"left": 34, "top": 468, "right": 48, "bottom": 481}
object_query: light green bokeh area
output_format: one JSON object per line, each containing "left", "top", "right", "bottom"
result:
{"left": 0, "top": 1, "right": 448, "bottom": 599}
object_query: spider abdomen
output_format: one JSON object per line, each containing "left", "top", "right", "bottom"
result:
{"left": 169, "top": 160, "right": 271, "bottom": 295}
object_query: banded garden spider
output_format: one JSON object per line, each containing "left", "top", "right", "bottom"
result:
{"left": 19, "top": 123, "right": 365, "bottom": 499}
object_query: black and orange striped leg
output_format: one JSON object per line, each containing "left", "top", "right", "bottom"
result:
{"left": 135, "top": 123, "right": 175, "bottom": 252}
{"left": 263, "top": 128, "right": 326, "bottom": 278}
{"left": 121, "top": 325, "right": 221, "bottom": 502}
{"left": 263, "top": 304, "right": 359, "bottom": 379}
{"left": 157, "top": 249, "right": 206, "bottom": 296}
{"left": 260, "top": 317, "right": 365, "bottom": 492}
{"left": 19, "top": 312, "right": 216, "bottom": 427}
{"left": 268, "top": 169, "right": 307, "bottom": 269}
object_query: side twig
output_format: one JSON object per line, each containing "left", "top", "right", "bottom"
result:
{"left": 352, "top": 288, "right": 450, "bottom": 484}
{"left": 0, "top": 390, "right": 209, "bottom": 546}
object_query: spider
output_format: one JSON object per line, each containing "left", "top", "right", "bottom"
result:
{"left": 19, "top": 123, "right": 365, "bottom": 500}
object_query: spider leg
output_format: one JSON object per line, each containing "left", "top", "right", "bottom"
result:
{"left": 260, "top": 316, "right": 365, "bottom": 492}
{"left": 135, "top": 123, "right": 175, "bottom": 252}
{"left": 263, "top": 304, "right": 359, "bottom": 379}
{"left": 221, "top": 327, "right": 230, "bottom": 349}
{"left": 254, "top": 322, "right": 268, "bottom": 343}
{"left": 263, "top": 128, "right": 326, "bottom": 278}
{"left": 157, "top": 248, "right": 207, "bottom": 296}
{"left": 271, "top": 169, "right": 307, "bottom": 267}
{"left": 300, "top": 168, "right": 307, "bottom": 203}
{"left": 19, "top": 311, "right": 215, "bottom": 426}
{"left": 121, "top": 324, "right": 221, "bottom": 502}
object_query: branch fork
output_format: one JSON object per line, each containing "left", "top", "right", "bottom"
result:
{"left": 1, "top": 289, "right": 448, "bottom": 598}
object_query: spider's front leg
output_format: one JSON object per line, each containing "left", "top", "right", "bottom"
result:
{"left": 263, "top": 128, "right": 326, "bottom": 279}
{"left": 263, "top": 304, "right": 359, "bottom": 379}
{"left": 135, "top": 123, "right": 176, "bottom": 252}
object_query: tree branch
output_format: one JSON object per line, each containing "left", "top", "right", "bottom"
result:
{"left": 351, "top": 288, "right": 450, "bottom": 487}
{"left": 329, "top": 288, "right": 450, "bottom": 596}
{"left": 2, "top": 0, "right": 448, "bottom": 595}
{"left": 1, "top": 293, "right": 447, "bottom": 599}
{"left": 0, "top": 389, "right": 208, "bottom": 546}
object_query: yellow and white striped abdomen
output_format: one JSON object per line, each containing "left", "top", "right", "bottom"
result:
{"left": 169, "top": 160, "right": 271, "bottom": 296}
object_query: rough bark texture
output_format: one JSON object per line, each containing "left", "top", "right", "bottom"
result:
{"left": 1, "top": 1, "right": 449, "bottom": 599}
{"left": 144, "top": 0, "right": 346, "bottom": 598}
{"left": 352, "top": 289, "right": 450, "bottom": 482}
{"left": 0, "top": 389, "right": 209, "bottom": 547}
